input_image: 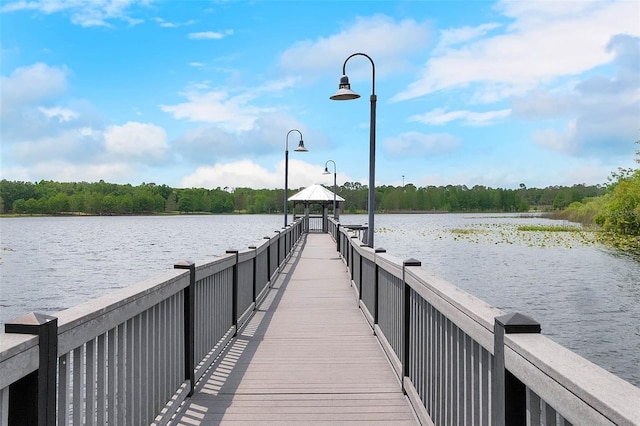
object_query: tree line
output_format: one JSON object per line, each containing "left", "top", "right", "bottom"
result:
{"left": 554, "top": 144, "right": 640, "bottom": 237}
{"left": 0, "top": 179, "right": 604, "bottom": 216}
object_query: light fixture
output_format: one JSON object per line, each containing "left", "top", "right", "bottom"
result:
{"left": 330, "top": 53, "right": 376, "bottom": 247}
{"left": 284, "top": 129, "right": 308, "bottom": 227}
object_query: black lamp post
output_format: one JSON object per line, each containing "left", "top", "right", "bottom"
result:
{"left": 323, "top": 160, "right": 337, "bottom": 219}
{"left": 284, "top": 129, "right": 307, "bottom": 227}
{"left": 330, "top": 52, "right": 376, "bottom": 247}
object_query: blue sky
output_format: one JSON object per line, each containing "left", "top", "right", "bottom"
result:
{"left": 1, "top": 0, "right": 639, "bottom": 191}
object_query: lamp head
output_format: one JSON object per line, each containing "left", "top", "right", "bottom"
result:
{"left": 322, "top": 166, "right": 331, "bottom": 175}
{"left": 330, "top": 75, "right": 360, "bottom": 101}
{"left": 294, "top": 140, "right": 308, "bottom": 152}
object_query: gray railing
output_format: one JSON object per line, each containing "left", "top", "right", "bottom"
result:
{"left": 0, "top": 219, "right": 303, "bottom": 426}
{"left": 329, "top": 218, "right": 640, "bottom": 426}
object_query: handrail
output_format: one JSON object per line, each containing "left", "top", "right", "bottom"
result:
{"left": 328, "top": 217, "right": 640, "bottom": 426}
{"left": 0, "top": 219, "right": 304, "bottom": 426}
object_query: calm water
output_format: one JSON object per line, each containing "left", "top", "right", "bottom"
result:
{"left": 1, "top": 213, "right": 639, "bottom": 387}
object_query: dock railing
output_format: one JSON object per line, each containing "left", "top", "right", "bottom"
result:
{"left": 0, "top": 219, "right": 303, "bottom": 426}
{"left": 329, "top": 217, "right": 640, "bottom": 426}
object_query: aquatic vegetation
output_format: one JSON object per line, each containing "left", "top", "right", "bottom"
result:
{"left": 450, "top": 228, "right": 487, "bottom": 235}
{"left": 517, "top": 225, "right": 581, "bottom": 232}
{"left": 444, "top": 223, "right": 597, "bottom": 248}
{"left": 596, "top": 232, "right": 640, "bottom": 253}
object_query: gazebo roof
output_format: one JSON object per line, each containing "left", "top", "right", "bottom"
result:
{"left": 288, "top": 184, "right": 345, "bottom": 202}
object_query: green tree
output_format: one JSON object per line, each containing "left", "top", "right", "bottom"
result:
{"left": 596, "top": 172, "right": 640, "bottom": 235}
{"left": 48, "top": 192, "right": 70, "bottom": 213}
{"left": 177, "top": 193, "right": 195, "bottom": 213}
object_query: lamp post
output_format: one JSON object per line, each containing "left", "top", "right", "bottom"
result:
{"left": 323, "top": 160, "right": 337, "bottom": 219}
{"left": 284, "top": 129, "right": 307, "bottom": 227}
{"left": 330, "top": 52, "right": 376, "bottom": 247}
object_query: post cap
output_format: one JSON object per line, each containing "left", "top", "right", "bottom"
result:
{"left": 375, "top": 247, "right": 387, "bottom": 253}
{"left": 495, "top": 312, "right": 541, "bottom": 334}
{"left": 5, "top": 312, "right": 57, "bottom": 334}
{"left": 403, "top": 258, "right": 422, "bottom": 267}
{"left": 174, "top": 260, "right": 195, "bottom": 269}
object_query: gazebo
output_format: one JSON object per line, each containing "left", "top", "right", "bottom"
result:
{"left": 288, "top": 184, "right": 345, "bottom": 232}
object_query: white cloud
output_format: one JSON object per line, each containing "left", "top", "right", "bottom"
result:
{"left": 155, "top": 17, "right": 195, "bottom": 28}
{"left": 279, "top": 15, "right": 431, "bottom": 78}
{"left": 0, "top": 161, "right": 135, "bottom": 183}
{"left": 383, "top": 132, "right": 461, "bottom": 158}
{"left": 38, "top": 106, "right": 78, "bottom": 122}
{"left": 103, "top": 121, "right": 168, "bottom": 159}
{"left": 1, "top": 63, "right": 68, "bottom": 115}
{"left": 532, "top": 120, "right": 578, "bottom": 153}
{"left": 10, "top": 127, "right": 102, "bottom": 164}
{"left": 0, "top": 0, "right": 151, "bottom": 27}
{"left": 410, "top": 108, "right": 511, "bottom": 126}
{"left": 160, "top": 89, "right": 270, "bottom": 132}
{"left": 518, "top": 34, "right": 640, "bottom": 157}
{"left": 188, "top": 30, "right": 233, "bottom": 40}
{"left": 180, "top": 158, "right": 342, "bottom": 190}
{"left": 435, "top": 23, "right": 501, "bottom": 51}
{"left": 393, "top": 0, "right": 640, "bottom": 102}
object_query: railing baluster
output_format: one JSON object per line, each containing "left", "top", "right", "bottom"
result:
{"left": 72, "top": 345, "right": 83, "bottom": 425}
{"left": 118, "top": 322, "right": 127, "bottom": 426}
{"left": 86, "top": 338, "right": 96, "bottom": 426}
{"left": 59, "top": 353, "right": 70, "bottom": 426}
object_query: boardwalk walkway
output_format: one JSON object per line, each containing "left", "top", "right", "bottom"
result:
{"left": 170, "top": 233, "right": 419, "bottom": 425}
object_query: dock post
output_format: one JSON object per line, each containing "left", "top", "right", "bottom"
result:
{"left": 492, "top": 313, "right": 541, "bottom": 426}
{"left": 350, "top": 235, "right": 358, "bottom": 282}
{"left": 358, "top": 243, "right": 366, "bottom": 301}
{"left": 226, "top": 250, "right": 239, "bottom": 337}
{"left": 373, "top": 248, "right": 386, "bottom": 327}
{"left": 336, "top": 224, "right": 341, "bottom": 252}
{"left": 402, "top": 258, "right": 421, "bottom": 394}
{"left": 174, "top": 260, "right": 196, "bottom": 396}
{"left": 249, "top": 245, "right": 257, "bottom": 307}
{"left": 5, "top": 312, "right": 58, "bottom": 426}
{"left": 274, "top": 230, "right": 281, "bottom": 270}
{"left": 264, "top": 236, "right": 272, "bottom": 285}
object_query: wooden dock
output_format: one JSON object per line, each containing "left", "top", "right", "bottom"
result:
{"left": 169, "top": 233, "right": 419, "bottom": 425}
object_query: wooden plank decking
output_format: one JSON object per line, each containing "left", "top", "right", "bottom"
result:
{"left": 169, "top": 233, "right": 419, "bottom": 425}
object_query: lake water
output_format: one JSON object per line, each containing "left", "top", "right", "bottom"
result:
{"left": 1, "top": 213, "right": 639, "bottom": 388}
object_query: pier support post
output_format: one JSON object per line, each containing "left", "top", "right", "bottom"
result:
{"left": 492, "top": 313, "right": 541, "bottom": 426}
{"left": 402, "top": 258, "right": 421, "bottom": 394}
{"left": 5, "top": 312, "right": 58, "bottom": 426}
{"left": 174, "top": 261, "right": 196, "bottom": 396}
{"left": 226, "top": 250, "right": 240, "bottom": 337}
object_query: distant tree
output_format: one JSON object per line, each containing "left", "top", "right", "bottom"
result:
{"left": 48, "top": 192, "right": 70, "bottom": 213}
{"left": 177, "top": 193, "right": 194, "bottom": 213}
